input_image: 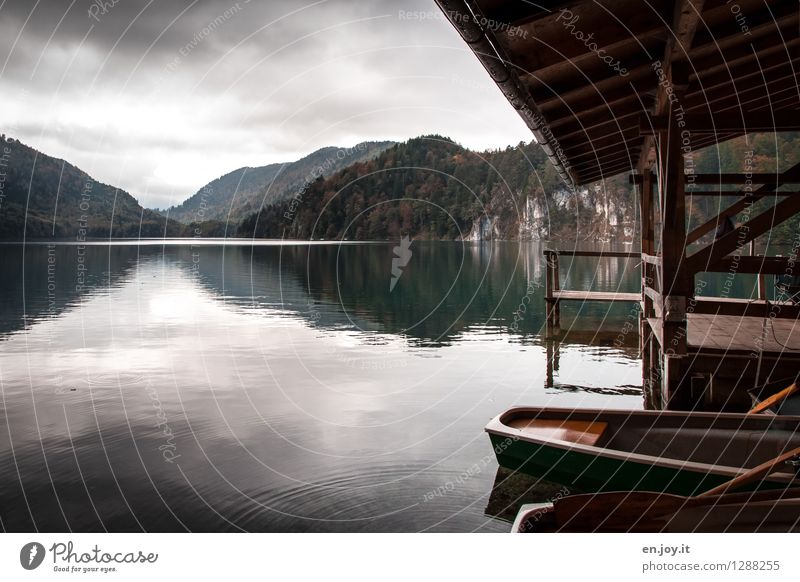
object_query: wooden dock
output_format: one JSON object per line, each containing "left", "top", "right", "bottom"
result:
{"left": 544, "top": 249, "right": 640, "bottom": 328}
{"left": 438, "top": 0, "right": 800, "bottom": 412}
{"left": 544, "top": 247, "right": 800, "bottom": 410}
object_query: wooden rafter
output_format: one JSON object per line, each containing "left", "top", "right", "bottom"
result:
{"left": 687, "top": 193, "right": 800, "bottom": 274}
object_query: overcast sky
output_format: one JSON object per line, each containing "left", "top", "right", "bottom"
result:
{"left": 0, "top": 0, "right": 533, "bottom": 209}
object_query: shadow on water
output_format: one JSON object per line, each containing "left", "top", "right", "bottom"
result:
{"left": 484, "top": 467, "right": 576, "bottom": 524}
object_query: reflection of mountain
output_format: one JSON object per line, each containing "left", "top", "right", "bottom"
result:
{"left": 13, "top": 241, "right": 758, "bottom": 353}
{"left": 2, "top": 242, "right": 656, "bottom": 347}
{"left": 181, "top": 242, "right": 553, "bottom": 345}
{"left": 0, "top": 244, "right": 162, "bottom": 337}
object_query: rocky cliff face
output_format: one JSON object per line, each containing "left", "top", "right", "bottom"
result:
{"left": 467, "top": 174, "right": 637, "bottom": 243}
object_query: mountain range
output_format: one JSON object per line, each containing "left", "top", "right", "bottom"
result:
{"left": 162, "top": 140, "right": 395, "bottom": 225}
{"left": 1, "top": 131, "right": 798, "bottom": 243}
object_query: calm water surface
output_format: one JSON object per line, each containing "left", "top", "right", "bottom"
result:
{"left": 0, "top": 240, "right": 650, "bottom": 532}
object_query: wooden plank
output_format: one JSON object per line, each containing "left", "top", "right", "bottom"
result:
{"left": 701, "top": 256, "right": 791, "bottom": 275}
{"left": 551, "top": 290, "right": 640, "bottom": 302}
{"left": 666, "top": 0, "right": 706, "bottom": 63}
{"left": 506, "top": 418, "right": 609, "bottom": 447}
{"left": 686, "top": 313, "right": 800, "bottom": 353}
{"left": 644, "top": 109, "right": 800, "bottom": 134}
{"left": 689, "top": 173, "right": 799, "bottom": 185}
{"left": 549, "top": 250, "right": 639, "bottom": 258}
{"left": 643, "top": 286, "right": 661, "bottom": 305}
{"left": 690, "top": 297, "right": 800, "bottom": 319}
{"left": 687, "top": 191, "right": 799, "bottom": 197}
{"left": 647, "top": 317, "right": 664, "bottom": 347}
{"left": 641, "top": 253, "right": 661, "bottom": 265}
{"left": 686, "top": 197, "right": 753, "bottom": 244}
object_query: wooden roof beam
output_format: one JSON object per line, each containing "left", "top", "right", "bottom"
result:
{"left": 555, "top": 109, "right": 644, "bottom": 141}
{"left": 689, "top": 34, "right": 800, "bottom": 82}
{"left": 684, "top": 161, "right": 800, "bottom": 248}
{"left": 529, "top": 59, "right": 658, "bottom": 105}
{"left": 636, "top": 0, "right": 704, "bottom": 172}
{"left": 690, "top": 0, "right": 799, "bottom": 50}
{"left": 688, "top": 191, "right": 800, "bottom": 197}
{"left": 508, "top": 5, "right": 670, "bottom": 73}
{"left": 687, "top": 194, "right": 800, "bottom": 274}
{"left": 687, "top": 50, "right": 800, "bottom": 95}
{"left": 690, "top": 173, "right": 800, "bottom": 186}
{"left": 642, "top": 109, "right": 800, "bottom": 134}
{"left": 480, "top": 1, "right": 583, "bottom": 28}
{"left": 683, "top": 79, "right": 800, "bottom": 116}
{"left": 570, "top": 149, "right": 639, "bottom": 173}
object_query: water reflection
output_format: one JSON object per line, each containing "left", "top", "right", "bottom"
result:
{"left": 0, "top": 241, "right": 647, "bottom": 532}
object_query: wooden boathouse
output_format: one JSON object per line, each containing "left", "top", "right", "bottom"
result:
{"left": 435, "top": 0, "right": 800, "bottom": 411}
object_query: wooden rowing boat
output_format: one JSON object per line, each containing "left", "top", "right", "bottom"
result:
{"left": 512, "top": 495, "right": 800, "bottom": 532}
{"left": 486, "top": 407, "right": 800, "bottom": 496}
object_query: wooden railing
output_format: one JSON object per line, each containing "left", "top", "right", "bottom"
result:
{"left": 543, "top": 249, "right": 641, "bottom": 328}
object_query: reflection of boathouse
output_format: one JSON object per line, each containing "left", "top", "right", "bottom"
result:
{"left": 437, "top": 0, "right": 800, "bottom": 410}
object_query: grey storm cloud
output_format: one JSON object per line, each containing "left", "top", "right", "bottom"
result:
{"left": 0, "top": 0, "right": 532, "bottom": 208}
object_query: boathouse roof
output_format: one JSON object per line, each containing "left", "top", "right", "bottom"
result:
{"left": 435, "top": 0, "right": 800, "bottom": 186}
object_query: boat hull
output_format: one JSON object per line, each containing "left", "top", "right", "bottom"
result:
{"left": 487, "top": 407, "right": 800, "bottom": 496}
{"left": 489, "top": 433, "right": 753, "bottom": 495}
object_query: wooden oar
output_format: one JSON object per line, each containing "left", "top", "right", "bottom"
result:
{"left": 552, "top": 447, "right": 800, "bottom": 531}
{"left": 553, "top": 486, "right": 800, "bottom": 532}
{"left": 698, "top": 444, "right": 800, "bottom": 497}
{"left": 748, "top": 382, "right": 799, "bottom": 415}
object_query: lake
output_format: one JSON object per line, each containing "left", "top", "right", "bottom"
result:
{"left": 0, "top": 240, "right": 651, "bottom": 532}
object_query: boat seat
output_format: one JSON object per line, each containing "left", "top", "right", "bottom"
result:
{"left": 507, "top": 418, "right": 609, "bottom": 447}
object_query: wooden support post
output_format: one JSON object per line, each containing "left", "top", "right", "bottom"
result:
{"left": 639, "top": 171, "right": 655, "bottom": 318}
{"left": 657, "top": 64, "right": 691, "bottom": 410}
{"left": 545, "top": 338, "right": 560, "bottom": 387}
{"left": 544, "top": 250, "right": 561, "bottom": 331}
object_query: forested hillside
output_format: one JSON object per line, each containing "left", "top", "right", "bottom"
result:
{"left": 236, "top": 135, "right": 637, "bottom": 241}
{"left": 0, "top": 136, "right": 181, "bottom": 239}
{"left": 237, "top": 132, "right": 800, "bottom": 244}
{"left": 3, "top": 131, "right": 797, "bottom": 243}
